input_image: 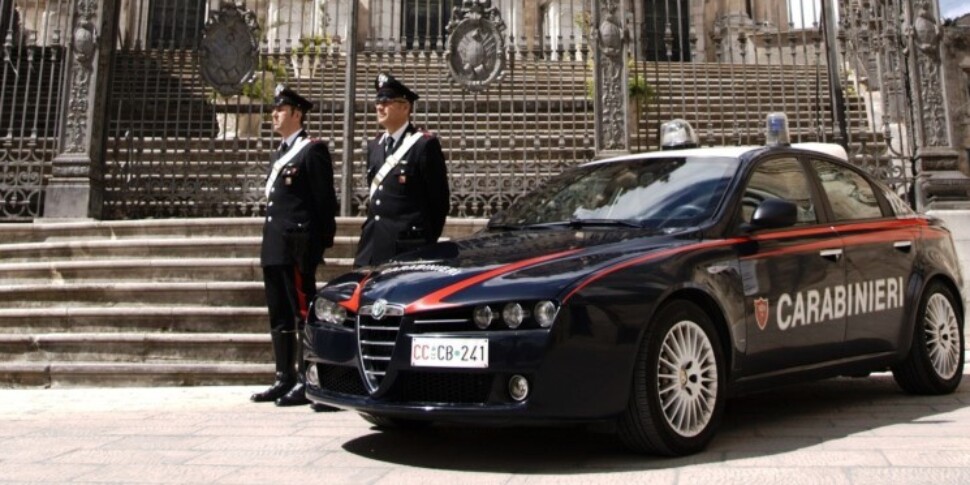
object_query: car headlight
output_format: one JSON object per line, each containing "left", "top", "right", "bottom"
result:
{"left": 502, "top": 302, "right": 525, "bottom": 329}
{"left": 534, "top": 301, "right": 558, "bottom": 328}
{"left": 473, "top": 305, "right": 494, "bottom": 329}
{"left": 313, "top": 297, "right": 347, "bottom": 324}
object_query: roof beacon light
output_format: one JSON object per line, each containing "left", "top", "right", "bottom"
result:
{"left": 765, "top": 112, "right": 791, "bottom": 146}
{"left": 660, "top": 119, "right": 699, "bottom": 150}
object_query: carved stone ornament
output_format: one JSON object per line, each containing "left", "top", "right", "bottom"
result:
{"left": 910, "top": 2, "right": 948, "bottom": 146}
{"left": 72, "top": 21, "right": 96, "bottom": 66}
{"left": 445, "top": 0, "right": 507, "bottom": 93}
{"left": 592, "top": 0, "right": 627, "bottom": 150}
{"left": 64, "top": 0, "right": 98, "bottom": 153}
{"left": 912, "top": 2, "right": 941, "bottom": 57}
{"left": 198, "top": 3, "right": 260, "bottom": 97}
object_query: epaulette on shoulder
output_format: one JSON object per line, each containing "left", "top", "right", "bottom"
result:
{"left": 418, "top": 129, "right": 436, "bottom": 139}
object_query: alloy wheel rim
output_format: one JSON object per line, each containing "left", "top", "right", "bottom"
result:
{"left": 656, "top": 320, "right": 718, "bottom": 438}
{"left": 924, "top": 293, "right": 961, "bottom": 380}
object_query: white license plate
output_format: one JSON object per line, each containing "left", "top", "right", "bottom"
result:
{"left": 410, "top": 337, "right": 489, "bottom": 368}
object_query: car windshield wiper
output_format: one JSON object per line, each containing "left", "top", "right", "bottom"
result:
{"left": 567, "top": 218, "right": 644, "bottom": 228}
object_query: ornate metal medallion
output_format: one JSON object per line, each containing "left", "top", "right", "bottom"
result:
{"left": 198, "top": 3, "right": 260, "bottom": 97}
{"left": 445, "top": 0, "right": 507, "bottom": 93}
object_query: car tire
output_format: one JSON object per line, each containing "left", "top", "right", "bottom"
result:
{"left": 618, "top": 300, "right": 726, "bottom": 456}
{"left": 358, "top": 412, "right": 433, "bottom": 429}
{"left": 891, "top": 282, "right": 964, "bottom": 395}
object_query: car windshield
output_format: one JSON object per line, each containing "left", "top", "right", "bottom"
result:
{"left": 489, "top": 156, "right": 740, "bottom": 230}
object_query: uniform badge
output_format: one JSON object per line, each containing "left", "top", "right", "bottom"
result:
{"left": 754, "top": 297, "right": 769, "bottom": 330}
{"left": 398, "top": 175, "right": 407, "bottom": 184}
{"left": 285, "top": 177, "right": 292, "bottom": 185}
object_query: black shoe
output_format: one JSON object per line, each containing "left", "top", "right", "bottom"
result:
{"left": 251, "top": 373, "right": 295, "bottom": 402}
{"left": 311, "top": 403, "right": 341, "bottom": 412}
{"left": 275, "top": 382, "right": 310, "bottom": 406}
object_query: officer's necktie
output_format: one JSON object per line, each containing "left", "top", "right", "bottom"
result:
{"left": 384, "top": 136, "right": 394, "bottom": 158}
{"left": 279, "top": 142, "right": 289, "bottom": 155}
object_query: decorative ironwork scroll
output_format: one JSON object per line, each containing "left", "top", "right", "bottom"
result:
{"left": 445, "top": 0, "right": 506, "bottom": 93}
{"left": 198, "top": 2, "right": 259, "bottom": 97}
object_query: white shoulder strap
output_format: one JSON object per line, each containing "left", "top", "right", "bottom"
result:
{"left": 265, "top": 137, "right": 313, "bottom": 199}
{"left": 369, "top": 132, "right": 424, "bottom": 198}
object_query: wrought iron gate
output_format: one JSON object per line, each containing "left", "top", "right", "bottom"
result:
{"left": 626, "top": 0, "right": 916, "bottom": 198}
{"left": 102, "top": 0, "right": 596, "bottom": 219}
{"left": 1, "top": 0, "right": 946, "bottom": 221}
{"left": 0, "top": 0, "right": 70, "bottom": 220}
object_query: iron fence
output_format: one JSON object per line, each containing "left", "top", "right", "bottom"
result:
{"left": 0, "top": 0, "right": 923, "bottom": 220}
{"left": 0, "top": 0, "right": 69, "bottom": 220}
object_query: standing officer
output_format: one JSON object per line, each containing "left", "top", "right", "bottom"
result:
{"left": 353, "top": 73, "right": 450, "bottom": 268}
{"left": 252, "top": 85, "right": 337, "bottom": 407}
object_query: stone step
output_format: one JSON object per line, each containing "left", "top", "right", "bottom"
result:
{"left": 0, "top": 217, "right": 487, "bottom": 244}
{"left": 0, "top": 333, "right": 270, "bottom": 364}
{"left": 0, "top": 361, "right": 271, "bottom": 387}
{"left": 0, "top": 236, "right": 361, "bottom": 262}
{"left": 0, "top": 281, "right": 272, "bottom": 308}
{"left": 0, "top": 257, "right": 353, "bottom": 284}
{"left": 0, "top": 306, "right": 266, "bottom": 334}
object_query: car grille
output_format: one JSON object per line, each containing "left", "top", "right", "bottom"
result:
{"left": 315, "top": 363, "right": 367, "bottom": 397}
{"left": 357, "top": 314, "right": 401, "bottom": 392}
{"left": 386, "top": 371, "right": 494, "bottom": 404}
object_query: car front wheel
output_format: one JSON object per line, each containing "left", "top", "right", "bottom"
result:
{"left": 892, "top": 282, "right": 964, "bottom": 394}
{"left": 618, "top": 300, "right": 726, "bottom": 456}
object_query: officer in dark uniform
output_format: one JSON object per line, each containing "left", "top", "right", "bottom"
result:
{"left": 252, "top": 86, "right": 337, "bottom": 407}
{"left": 353, "top": 73, "right": 450, "bottom": 267}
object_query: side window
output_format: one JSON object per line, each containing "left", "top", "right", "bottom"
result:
{"left": 742, "top": 157, "right": 817, "bottom": 225}
{"left": 884, "top": 187, "right": 916, "bottom": 217}
{"left": 811, "top": 159, "right": 884, "bottom": 221}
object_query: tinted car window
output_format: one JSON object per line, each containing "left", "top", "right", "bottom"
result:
{"left": 811, "top": 159, "right": 883, "bottom": 221}
{"left": 489, "top": 156, "right": 739, "bottom": 230}
{"left": 741, "top": 157, "right": 817, "bottom": 224}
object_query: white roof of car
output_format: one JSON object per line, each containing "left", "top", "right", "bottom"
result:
{"left": 584, "top": 142, "right": 848, "bottom": 167}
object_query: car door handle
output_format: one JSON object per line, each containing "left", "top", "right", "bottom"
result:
{"left": 894, "top": 240, "right": 913, "bottom": 252}
{"left": 819, "top": 248, "right": 843, "bottom": 262}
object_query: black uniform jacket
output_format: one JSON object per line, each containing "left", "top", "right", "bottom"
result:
{"left": 354, "top": 124, "right": 450, "bottom": 267}
{"left": 261, "top": 131, "right": 337, "bottom": 270}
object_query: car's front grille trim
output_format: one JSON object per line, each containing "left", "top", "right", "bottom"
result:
{"left": 413, "top": 318, "right": 470, "bottom": 325}
{"left": 357, "top": 313, "right": 402, "bottom": 393}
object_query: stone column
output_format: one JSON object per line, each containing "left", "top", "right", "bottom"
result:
{"left": 43, "top": 0, "right": 120, "bottom": 219}
{"left": 907, "top": 0, "right": 969, "bottom": 209}
{"left": 592, "top": 0, "right": 629, "bottom": 155}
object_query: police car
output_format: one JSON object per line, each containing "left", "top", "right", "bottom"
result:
{"left": 304, "top": 114, "right": 965, "bottom": 456}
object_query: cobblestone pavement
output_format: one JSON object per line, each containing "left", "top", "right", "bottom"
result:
{"left": 2, "top": 369, "right": 970, "bottom": 484}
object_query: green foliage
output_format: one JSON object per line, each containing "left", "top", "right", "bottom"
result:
{"left": 297, "top": 35, "right": 330, "bottom": 56}
{"left": 628, "top": 74, "right": 657, "bottom": 104}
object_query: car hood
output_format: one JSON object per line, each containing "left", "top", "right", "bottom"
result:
{"left": 331, "top": 228, "right": 696, "bottom": 313}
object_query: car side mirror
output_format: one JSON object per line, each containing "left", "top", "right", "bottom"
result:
{"left": 742, "top": 198, "right": 798, "bottom": 232}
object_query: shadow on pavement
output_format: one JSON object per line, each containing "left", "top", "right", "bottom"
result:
{"left": 340, "top": 373, "right": 969, "bottom": 473}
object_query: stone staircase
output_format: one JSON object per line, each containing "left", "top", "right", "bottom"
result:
{"left": 0, "top": 217, "right": 487, "bottom": 387}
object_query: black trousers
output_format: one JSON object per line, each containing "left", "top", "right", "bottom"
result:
{"left": 262, "top": 264, "right": 316, "bottom": 333}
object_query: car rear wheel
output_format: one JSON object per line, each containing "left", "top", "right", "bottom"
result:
{"left": 892, "top": 282, "right": 964, "bottom": 394}
{"left": 618, "top": 300, "right": 726, "bottom": 456}
{"left": 358, "top": 412, "right": 433, "bottom": 430}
